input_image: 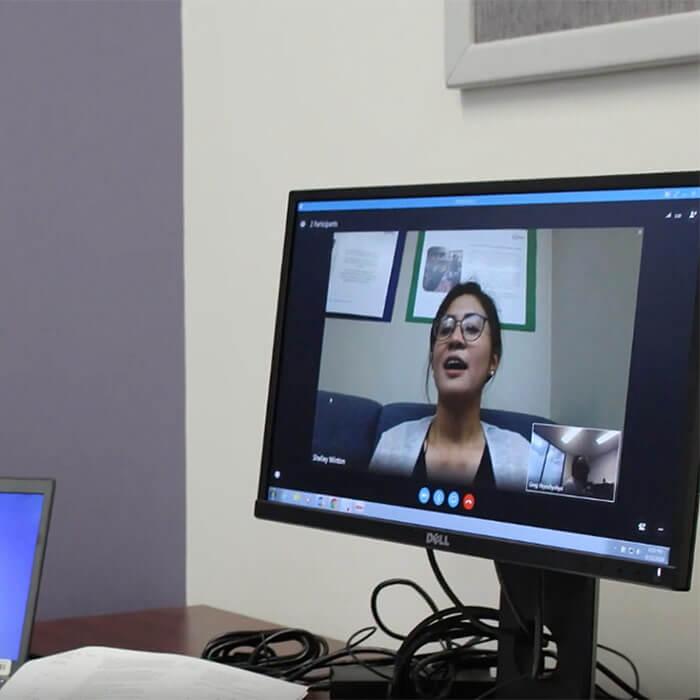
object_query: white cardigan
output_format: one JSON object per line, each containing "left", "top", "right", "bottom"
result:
{"left": 368, "top": 415, "right": 530, "bottom": 492}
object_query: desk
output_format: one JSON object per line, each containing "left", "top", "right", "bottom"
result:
{"left": 32, "top": 605, "right": 334, "bottom": 698}
{"left": 32, "top": 605, "right": 281, "bottom": 658}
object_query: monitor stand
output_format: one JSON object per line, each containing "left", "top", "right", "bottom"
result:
{"left": 495, "top": 562, "right": 598, "bottom": 699}
{"left": 330, "top": 562, "right": 599, "bottom": 699}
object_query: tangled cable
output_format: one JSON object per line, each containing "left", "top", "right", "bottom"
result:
{"left": 201, "top": 549, "right": 648, "bottom": 699}
{"left": 201, "top": 624, "right": 395, "bottom": 691}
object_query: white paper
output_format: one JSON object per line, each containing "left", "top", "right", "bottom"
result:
{"left": 326, "top": 231, "right": 399, "bottom": 318}
{"left": 1, "top": 646, "right": 307, "bottom": 700}
{"left": 413, "top": 229, "right": 529, "bottom": 326}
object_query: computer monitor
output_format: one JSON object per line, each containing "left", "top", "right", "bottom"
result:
{"left": 255, "top": 172, "right": 699, "bottom": 697}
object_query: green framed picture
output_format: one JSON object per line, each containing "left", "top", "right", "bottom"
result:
{"left": 406, "top": 229, "right": 537, "bottom": 331}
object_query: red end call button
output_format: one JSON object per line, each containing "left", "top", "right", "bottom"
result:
{"left": 462, "top": 493, "right": 475, "bottom": 510}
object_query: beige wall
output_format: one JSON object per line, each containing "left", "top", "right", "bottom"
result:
{"left": 183, "top": 2, "right": 700, "bottom": 698}
{"left": 550, "top": 227, "right": 642, "bottom": 430}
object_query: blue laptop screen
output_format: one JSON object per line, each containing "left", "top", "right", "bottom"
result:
{"left": 0, "top": 493, "right": 44, "bottom": 661}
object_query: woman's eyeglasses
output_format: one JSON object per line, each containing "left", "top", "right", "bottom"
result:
{"left": 434, "top": 313, "right": 488, "bottom": 343}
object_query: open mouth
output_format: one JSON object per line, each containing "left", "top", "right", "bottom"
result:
{"left": 443, "top": 356, "right": 468, "bottom": 371}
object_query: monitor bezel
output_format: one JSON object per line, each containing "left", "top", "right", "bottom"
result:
{"left": 255, "top": 171, "right": 700, "bottom": 591}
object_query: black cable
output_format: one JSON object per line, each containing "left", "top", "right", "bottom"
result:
{"left": 295, "top": 626, "right": 396, "bottom": 685}
{"left": 530, "top": 568, "right": 543, "bottom": 680}
{"left": 370, "top": 577, "right": 441, "bottom": 641}
{"left": 595, "top": 682, "right": 621, "bottom": 699}
{"left": 201, "top": 566, "right": 647, "bottom": 700}
{"left": 411, "top": 640, "right": 498, "bottom": 697}
{"left": 437, "top": 556, "right": 647, "bottom": 699}
{"left": 199, "top": 562, "right": 515, "bottom": 695}
{"left": 344, "top": 626, "right": 395, "bottom": 682}
{"left": 598, "top": 643, "right": 641, "bottom": 695}
{"left": 201, "top": 621, "right": 405, "bottom": 692}
{"left": 346, "top": 625, "right": 376, "bottom": 647}
{"left": 202, "top": 627, "right": 328, "bottom": 676}
{"left": 285, "top": 644, "right": 394, "bottom": 684}
{"left": 493, "top": 560, "right": 530, "bottom": 635}
{"left": 389, "top": 605, "right": 501, "bottom": 698}
{"left": 426, "top": 550, "right": 501, "bottom": 640}
{"left": 494, "top": 560, "right": 550, "bottom": 682}
{"left": 427, "top": 547, "right": 464, "bottom": 608}
{"left": 429, "top": 549, "right": 544, "bottom": 683}
{"left": 597, "top": 660, "right": 649, "bottom": 700}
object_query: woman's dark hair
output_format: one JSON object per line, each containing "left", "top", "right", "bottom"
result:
{"left": 424, "top": 281, "right": 503, "bottom": 398}
{"left": 429, "top": 281, "right": 503, "bottom": 361}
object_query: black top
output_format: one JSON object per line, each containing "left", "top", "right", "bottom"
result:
{"left": 414, "top": 437, "right": 495, "bottom": 488}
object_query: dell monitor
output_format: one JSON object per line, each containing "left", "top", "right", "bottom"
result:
{"left": 255, "top": 172, "right": 700, "bottom": 698}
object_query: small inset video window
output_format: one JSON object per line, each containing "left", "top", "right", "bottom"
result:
{"left": 526, "top": 424, "right": 621, "bottom": 502}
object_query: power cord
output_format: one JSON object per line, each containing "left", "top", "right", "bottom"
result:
{"left": 344, "top": 626, "right": 394, "bottom": 682}
{"left": 201, "top": 625, "right": 395, "bottom": 691}
{"left": 388, "top": 605, "right": 500, "bottom": 698}
{"left": 201, "top": 550, "right": 648, "bottom": 699}
{"left": 493, "top": 559, "right": 547, "bottom": 681}
{"left": 201, "top": 628, "right": 329, "bottom": 680}
{"left": 597, "top": 644, "right": 641, "bottom": 696}
{"left": 370, "top": 577, "right": 442, "bottom": 641}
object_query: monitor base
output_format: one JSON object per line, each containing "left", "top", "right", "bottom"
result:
{"left": 329, "top": 663, "right": 494, "bottom": 699}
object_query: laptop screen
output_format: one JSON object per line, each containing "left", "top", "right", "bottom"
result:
{"left": 0, "top": 480, "right": 54, "bottom": 679}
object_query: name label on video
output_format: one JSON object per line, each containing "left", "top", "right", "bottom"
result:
{"left": 313, "top": 453, "right": 347, "bottom": 466}
{"left": 528, "top": 482, "right": 564, "bottom": 493}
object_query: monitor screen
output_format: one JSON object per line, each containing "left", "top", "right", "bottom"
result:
{"left": 256, "top": 173, "right": 700, "bottom": 591}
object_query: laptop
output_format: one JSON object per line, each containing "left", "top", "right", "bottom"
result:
{"left": 0, "top": 478, "right": 54, "bottom": 690}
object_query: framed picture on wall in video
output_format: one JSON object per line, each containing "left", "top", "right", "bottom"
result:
{"left": 326, "top": 231, "right": 405, "bottom": 322}
{"left": 406, "top": 229, "right": 537, "bottom": 330}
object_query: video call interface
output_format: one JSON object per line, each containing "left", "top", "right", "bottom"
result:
{"left": 267, "top": 187, "right": 700, "bottom": 564}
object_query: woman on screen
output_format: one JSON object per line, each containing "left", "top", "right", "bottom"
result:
{"left": 369, "top": 282, "right": 529, "bottom": 491}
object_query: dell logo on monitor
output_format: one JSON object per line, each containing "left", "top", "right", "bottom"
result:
{"left": 426, "top": 532, "right": 450, "bottom": 547}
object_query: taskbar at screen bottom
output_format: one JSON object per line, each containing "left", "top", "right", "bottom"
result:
{"left": 267, "top": 486, "right": 670, "bottom": 567}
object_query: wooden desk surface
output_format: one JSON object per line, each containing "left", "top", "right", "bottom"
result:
{"left": 32, "top": 605, "right": 292, "bottom": 658}
{"left": 32, "top": 605, "right": 334, "bottom": 698}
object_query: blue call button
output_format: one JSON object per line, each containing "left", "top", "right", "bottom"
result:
{"left": 418, "top": 487, "right": 430, "bottom": 504}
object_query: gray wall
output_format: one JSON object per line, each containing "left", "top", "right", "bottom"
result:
{"left": 319, "top": 229, "right": 552, "bottom": 417}
{"left": 550, "top": 228, "right": 642, "bottom": 430}
{"left": 0, "top": 0, "right": 185, "bottom": 619}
